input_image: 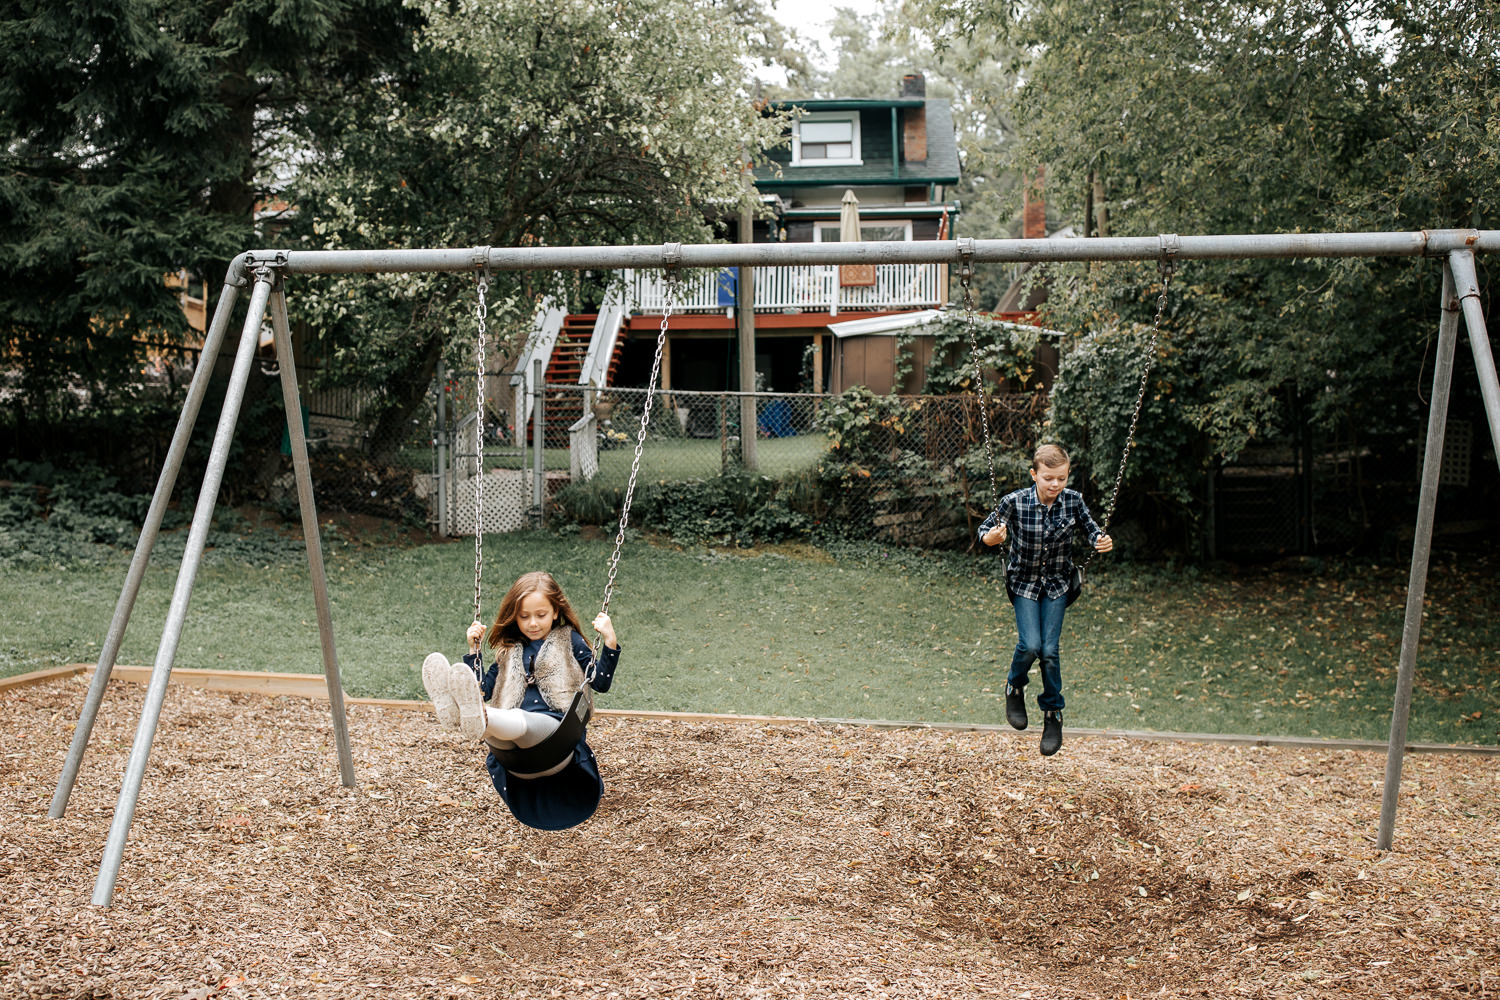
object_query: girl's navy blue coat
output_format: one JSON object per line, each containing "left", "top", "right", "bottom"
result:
{"left": 464, "top": 630, "right": 620, "bottom": 831}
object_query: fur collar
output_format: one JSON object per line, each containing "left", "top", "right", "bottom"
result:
{"left": 490, "top": 627, "right": 592, "bottom": 720}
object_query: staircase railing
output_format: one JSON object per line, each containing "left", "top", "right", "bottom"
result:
{"left": 511, "top": 299, "right": 566, "bottom": 446}
{"left": 579, "top": 280, "right": 632, "bottom": 394}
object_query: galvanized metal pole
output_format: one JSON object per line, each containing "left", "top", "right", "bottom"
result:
{"left": 1377, "top": 262, "right": 1461, "bottom": 850}
{"left": 92, "top": 271, "right": 274, "bottom": 906}
{"left": 50, "top": 270, "right": 245, "bottom": 818}
{"left": 1445, "top": 250, "right": 1500, "bottom": 461}
{"left": 436, "top": 360, "right": 449, "bottom": 538}
{"left": 247, "top": 230, "right": 1500, "bottom": 276}
{"left": 532, "top": 358, "right": 544, "bottom": 520}
{"left": 267, "top": 287, "right": 356, "bottom": 789}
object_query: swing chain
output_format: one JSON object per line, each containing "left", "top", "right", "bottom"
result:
{"left": 1086, "top": 251, "right": 1174, "bottom": 569}
{"left": 591, "top": 249, "right": 679, "bottom": 675}
{"left": 957, "top": 238, "right": 1000, "bottom": 513}
{"left": 473, "top": 263, "right": 490, "bottom": 626}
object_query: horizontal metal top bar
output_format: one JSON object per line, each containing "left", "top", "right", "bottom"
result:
{"left": 237, "top": 230, "right": 1497, "bottom": 278}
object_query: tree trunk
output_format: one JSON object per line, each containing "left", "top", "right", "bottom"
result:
{"left": 1083, "top": 170, "right": 1095, "bottom": 237}
{"left": 1093, "top": 173, "right": 1109, "bottom": 238}
{"left": 367, "top": 333, "right": 445, "bottom": 463}
{"left": 213, "top": 60, "right": 277, "bottom": 497}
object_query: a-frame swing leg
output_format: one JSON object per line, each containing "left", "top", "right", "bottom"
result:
{"left": 1376, "top": 260, "right": 1461, "bottom": 850}
{"left": 1446, "top": 250, "right": 1500, "bottom": 468}
{"left": 91, "top": 268, "right": 275, "bottom": 906}
{"left": 266, "top": 285, "right": 357, "bottom": 788}
{"left": 50, "top": 268, "right": 246, "bottom": 819}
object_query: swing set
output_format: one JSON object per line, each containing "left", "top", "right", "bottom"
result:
{"left": 45, "top": 230, "right": 1499, "bottom": 906}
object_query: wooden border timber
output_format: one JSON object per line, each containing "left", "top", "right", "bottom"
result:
{"left": 0, "top": 665, "right": 89, "bottom": 692}
{"left": 5, "top": 664, "right": 1496, "bottom": 757}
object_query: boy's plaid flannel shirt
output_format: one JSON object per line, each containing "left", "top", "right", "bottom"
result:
{"left": 977, "top": 486, "right": 1104, "bottom": 601}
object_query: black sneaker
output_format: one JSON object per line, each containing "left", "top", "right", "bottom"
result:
{"left": 1040, "top": 711, "right": 1063, "bottom": 756}
{"left": 1005, "top": 684, "right": 1028, "bottom": 730}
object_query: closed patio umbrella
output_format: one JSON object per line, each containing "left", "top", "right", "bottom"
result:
{"left": 839, "top": 188, "right": 876, "bottom": 287}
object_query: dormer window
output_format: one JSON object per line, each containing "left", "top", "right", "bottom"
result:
{"left": 792, "top": 113, "right": 862, "bottom": 166}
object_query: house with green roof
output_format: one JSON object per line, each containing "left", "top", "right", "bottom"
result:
{"left": 513, "top": 74, "right": 972, "bottom": 448}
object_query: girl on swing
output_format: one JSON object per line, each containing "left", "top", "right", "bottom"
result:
{"left": 422, "top": 571, "right": 620, "bottom": 830}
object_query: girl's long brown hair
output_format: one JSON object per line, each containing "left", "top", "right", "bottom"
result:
{"left": 484, "top": 571, "right": 585, "bottom": 651}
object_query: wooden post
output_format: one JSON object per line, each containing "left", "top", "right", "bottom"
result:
{"left": 736, "top": 194, "right": 758, "bottom": 470}
{"left": 661, "top": 334, "right": 673, "bottom": 413}
{"left": 1083, "top": 170, "right": 1095, "bottom": 238}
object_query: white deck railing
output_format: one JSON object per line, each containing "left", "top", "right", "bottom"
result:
{"left": 628, "top": 263, "right": 945, "bottom": 315}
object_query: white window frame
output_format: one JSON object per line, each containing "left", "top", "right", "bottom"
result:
{"left": 791, "top": 112, "right": 862, "bottom": 167}
{"left": 814, "top": 220, "right": 913, "bottom": 243}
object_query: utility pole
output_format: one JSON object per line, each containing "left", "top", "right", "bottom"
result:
{"left": 736, "top": 154, "right": 758, "bottom": 471}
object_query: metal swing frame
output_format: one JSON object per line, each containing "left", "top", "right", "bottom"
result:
{"left": 46, "top": 230, "right": 1498, "bottom": 905}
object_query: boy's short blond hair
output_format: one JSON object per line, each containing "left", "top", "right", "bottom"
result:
{"left": 1032, "top": 444, "right": 1070, "bottom": 469}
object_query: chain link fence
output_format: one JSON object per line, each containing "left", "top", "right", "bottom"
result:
{"left": 266, "top": 366, "right": 439, "bottom": 526}
{"left": 535, "top": 385, "right": 1048, "bottom": 548}
{"left": 273, "top": 373, "right": 1496, "bottom": 559}
{"left": 1207, "top": 416, "right": 1499, "bottom": 560}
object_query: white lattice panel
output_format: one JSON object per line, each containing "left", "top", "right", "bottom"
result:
{"left": 448, "top": 469, "right": 533, "bottom": 535}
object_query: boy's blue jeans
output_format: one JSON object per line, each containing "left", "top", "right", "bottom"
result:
{"left": 1008, "top": 593, "right": 1067, "bottom": 713}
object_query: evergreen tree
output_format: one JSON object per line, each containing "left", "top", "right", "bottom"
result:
{"left": 0, "top": 0, "right": 420, "bottom": 428}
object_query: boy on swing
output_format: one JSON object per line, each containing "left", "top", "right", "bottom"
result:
{"left": 979, "top": 444, "right": 1112, "bottom": 756}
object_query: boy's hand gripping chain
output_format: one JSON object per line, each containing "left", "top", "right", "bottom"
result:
{"left": 589, "top": 244, "right": 680, "bottom": 677}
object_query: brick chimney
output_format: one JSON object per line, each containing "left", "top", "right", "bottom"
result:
{"left": 1022, "top": 166, "right": 1046, "bottom": 239}
{"left": 902, "top": 107, "right": 928, "bottom": 164}
{"left": 900, "top": 74, "right": 927, "bottom": 164}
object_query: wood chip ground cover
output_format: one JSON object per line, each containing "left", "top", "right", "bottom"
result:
{"left": 3, "top": 677, "right": 1496, "bottom": 999}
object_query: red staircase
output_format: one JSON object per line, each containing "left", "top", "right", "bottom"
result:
{"left": 536, "top": 314, "right": 626, "bottom": 448}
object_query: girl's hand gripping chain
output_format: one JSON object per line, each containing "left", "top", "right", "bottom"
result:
{"left": 466, "top": 620, "right": 485, "bottom": 653}
{"left": 593, "top": 611, "right": 618, "bottom": 650}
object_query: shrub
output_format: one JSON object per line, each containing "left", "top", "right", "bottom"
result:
{"left": 553, "top": 472, "right": 811, "bottom": 547}
{"left": 551, "top": 479, "right": 626, "bottom": 527}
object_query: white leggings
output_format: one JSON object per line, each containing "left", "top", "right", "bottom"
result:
{"left": 483, "top": 707, "right": 562, "bottom": 747}
{"left": 483, "top": 708, "right": 570, "bottom": 778}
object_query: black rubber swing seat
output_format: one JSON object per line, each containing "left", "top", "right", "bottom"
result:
{"left": 487, "top": 687, "right": 589, "bottom": 776}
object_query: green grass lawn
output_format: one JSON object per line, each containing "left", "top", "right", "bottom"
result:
{"left": 484, "top": 434, "right": 828, "bottom": 485}
{"left": 4, "top": 523, "right": 1497, "bottom": 745}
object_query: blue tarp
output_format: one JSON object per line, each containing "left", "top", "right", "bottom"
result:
{"left": 757, "top": 398, "right": 795, "bottom": 437}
